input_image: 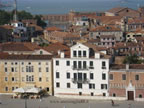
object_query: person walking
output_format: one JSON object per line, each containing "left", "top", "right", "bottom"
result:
{"left": 111, "top": 100, "right": 114, "bottom": 106}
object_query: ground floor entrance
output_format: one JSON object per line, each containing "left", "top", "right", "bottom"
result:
{"left": 127, "top": 91, "right": 134, "bottom": 100}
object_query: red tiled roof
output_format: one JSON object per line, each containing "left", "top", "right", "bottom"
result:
{"left": 45, "top": 26, "right": 62, "bottom": 31}
{"left": 0, "top": 53, "right": 53, "bottom": 60}
{"left": 91, "top": 26, "right": 121, "bottom": 32}
{"left": 0, "top": 42, "right": 41, "bottom": 52}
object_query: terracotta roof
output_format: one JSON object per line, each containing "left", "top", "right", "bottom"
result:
{"left": 48, "top": 31, "right": 80, "bottom": 38}
{"left": 87, "top": 39, "right": 100, "bottom": 43}
{"left": 0, "top": 53, "right": 53, "bottom": 60}
{"left": 127, "top": 18, "right": 144, "bottom": 24}
{"left": 110, "top": 64, "right": 144, "bottom": 70}
{"left": 29, "top": 24, "right": 43, "bottom": 31}
{"left": 0, "top": 25, "right": 14, "bottom": 30}
{"left": 107, "top": 7, "right": 126, "bottom": 13}
{"left": 90, "top": 26, "right": 121, "bottom": 32}
{"left": 0, "top": 42, "right": 41, "bottom": 52}
{"left": 45, "top": 26, "right": 62, "bottom": 31}
{"left": 43, "top": 42, "right": 69, "bottom": 55}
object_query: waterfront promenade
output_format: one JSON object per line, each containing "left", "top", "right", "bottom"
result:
{"left": 0, "top": 95, "right": 144, "bottom": 108}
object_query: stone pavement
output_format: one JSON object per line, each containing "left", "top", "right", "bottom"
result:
{"left": 0, "top": 95, "right": 144, "bottom": 108}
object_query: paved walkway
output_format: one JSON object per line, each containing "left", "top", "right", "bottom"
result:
{"left": 0, "top": 95, "right": 144, "bottom": 108}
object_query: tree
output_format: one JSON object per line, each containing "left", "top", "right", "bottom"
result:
{"left": 17, "top": 10, "right": 33, "bottom": 20}
{"left": 34, "top": 15, "right": 46, "bottom": 28}
{"left": 0, "top": 10, "right": 11, "bottom": 25}
{"left": 123, "top": 54, "right": 142, "bottom": 64}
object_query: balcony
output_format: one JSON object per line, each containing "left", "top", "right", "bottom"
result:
{"left": 102, "top": 66, "right": 106, "bottom": 69}
{"left": 89, "top": 66, "right": 94, "bottom": 69}
{"left": 72, "top": 66, "right": 89, "bottom": 70}
{"left": 72, "top": 78, "right": 90, "bottom": 84}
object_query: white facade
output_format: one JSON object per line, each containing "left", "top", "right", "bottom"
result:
{"left": 53, "top": 43, "right": 109, "bottom": 97}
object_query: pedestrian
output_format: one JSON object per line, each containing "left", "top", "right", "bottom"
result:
{"left": 111, "top": 99, "right": 114, "bottom": 106}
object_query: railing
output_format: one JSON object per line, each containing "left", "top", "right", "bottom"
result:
{"left": 102, "top": 66, "right": 106, "bottom": 69}
{"left": 72, "top": 66, "right": 89, "bottom": 70}
{"left": 72, "top": 78, "right": 90, "bottom": 84}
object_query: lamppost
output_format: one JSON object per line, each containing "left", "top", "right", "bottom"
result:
{"left": 25, "top": 96, "right": 27, "bottom": 108}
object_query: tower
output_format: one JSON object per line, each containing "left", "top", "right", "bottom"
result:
{"left": 13, "top": 0, "right": 17, "bottom": 21}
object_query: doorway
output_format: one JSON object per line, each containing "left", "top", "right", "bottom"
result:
{"left": 127, "top": 91, "right": 134, "bottom": 100}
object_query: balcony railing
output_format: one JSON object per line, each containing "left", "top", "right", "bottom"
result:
{"left": 72, "top": 66, "right": 89, "bottom": 70}
{"left": 72, "top": 78, "right": 90, "bottom": 84}
{"left": 102, "top": 66, "right": 106, "bottom": 69}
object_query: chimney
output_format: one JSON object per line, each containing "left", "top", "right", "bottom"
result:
{"left": 60, "top": 52, "right": 65, "bottom": 58}
{"left": 95, "top": 52, "right": 100, "bottom": 59}
{"left": 126, "top": 64, "right": 129, "bottom": 70}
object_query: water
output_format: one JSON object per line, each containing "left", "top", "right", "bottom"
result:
{"left": 2, "top": 0, "right": 144, "bottom": 14}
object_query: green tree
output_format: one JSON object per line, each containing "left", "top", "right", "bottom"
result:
{"left": 123, "top": 54, "right": 142, "bottom": 64}
{"left": 34, "top": 15, "right": 46, "bottom": 28}
{"left": 0, "top": 10, "right": 11, "bottom": 25}
{"left": 17, "top": 10, "right": 33, "bottom": 20}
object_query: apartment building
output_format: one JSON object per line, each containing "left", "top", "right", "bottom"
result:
{"left": 0, "top": 53, "right": 53, "bottom": 95}
{"left": 53, "top": 43, "right": 110, "bottom": 97}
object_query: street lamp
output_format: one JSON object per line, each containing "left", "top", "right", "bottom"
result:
{"left": 25, "top": 96, "right": 27, "bottom": 108}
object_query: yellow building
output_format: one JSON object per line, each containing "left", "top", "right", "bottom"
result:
{"left": 0, "top": 54, "right": 53, "bottom": 95}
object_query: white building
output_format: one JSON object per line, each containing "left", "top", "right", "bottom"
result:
{"left": 53, "top": 43, "right": 110, "bottom": 97}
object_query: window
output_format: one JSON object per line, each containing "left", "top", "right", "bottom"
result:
{"left": 5, "top": 87, "right": 8, "bottom": 91}
{"left": 26, "top": 66, "right": 34, "bottom": 72}
{"left": 11, "top": 67, "right": 14, "bottom": 72}
{"left": 78, "top": 61, "right": 82, "bottom": 69}
{"left": 89, "top": 83, "right": 95, "bottom": 89}
{"left": 91, "top": 92, "right": 94, "bottom": 96}
{"left": 15, "top": 62, "right": 17, "bottom": 65}
{"left": 90, "top": 73, "right": 94, "bottom": 79}
{"left": 12, "top": 77, "right": 15, "bottom": 81}
{"left": 5, "top": 77, "right": 8, "bottom": 81}
{"left": 79, "top": 92, "right": 82, "bottom": 95}
{"left": 102, "top": 73, "right": 106, "bottom": 80}
{"left": 77, "top": 83, "right": 82, "bottom": 89}
{"left": 83, "top": 61, "right": 87, "bottom": 69}
{"left": 90, "top": 61, "right": 93, "bottom": 67}
{"left": 66, "top": 61, "right": 70, "bottom": 66}
{"left": 73, "top": 51, "right": 77, "bottom": 57}
{"left": 139, "top": 94, "right": 142, "bottom": 98}
{"left": 46, "top": 67, "right": 49, "bottom": 72}
{"left": 135, "top": 75, "right": 139, "bottom": 80}
{"left": 101, "top": 84, "right": 107, "bottom": 89}
{"left": 12, "top": 87, "right": 15, "bottom": 91}
{"left": 74, "top": 73, "right": 77, "bottom": 80}
{"left": 103, "top": 93, "right": 106, "bottom": 97}
{"left": 40, "top": 51, "right": 43, "bottom": 55}
{"left": 5, "top": 68, "right": 7, "bottom": 72}
{"left": 5, "top": 62, "right": 7, "bottom": 65}
{"left": 46, "top": 87, "right": 49, "bottom": 91}
{"left": 56, "top": 60, "right": 59, "bottom": 66}
{"left": 28, "top": 62, "right": 31, "bottom": 65}
{"left": 56, "top": 82, "right": 60, "bottom": 88}
{"left": 73, "top": 61, "right": 77, "bottom": 69}
{"left": 67, "top": 72, "right": 70, "bottom": 79}
{"left": 38, "top": 62, "right": 41, "bottom": 65}
{"left": 122, "top": 74, "right": 126, "bottom": 80}
{"left": 78, "top": 51, "right": 81, "bottom": 57}
{"left": 39, "top": 77, "right": 42, "bottom": 82}
{"left": 39, "top": 67, "right": 41, "bottom": 72}
{"left": 109, "top": 74, "right": 113, "bottom": 80}
{"left": 22, "top": 67, "right": 24, "bottom": 72}
{"left": 67, "top": 83, "right": 71, "bottom": 88}
{"left": 112, "top": 93, "right": 116, "bottom": 97}
{"left": 56, "top": 72, "right": 60, "bottom": 78}
{"left": 102, "top": 61, "right": 106, "bottom": 69}
{"left": 15, "top": 67, "right": 17, "bottom": 72}
{"left": 83, "top": 51, "right": 86, "bottom": 57}
{"left": 21, "top": 62, "right": 24, "bottom": 65}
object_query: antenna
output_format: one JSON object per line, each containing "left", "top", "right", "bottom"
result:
{"left": 13, "top": 0, "right": 17, "bottom": 21}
